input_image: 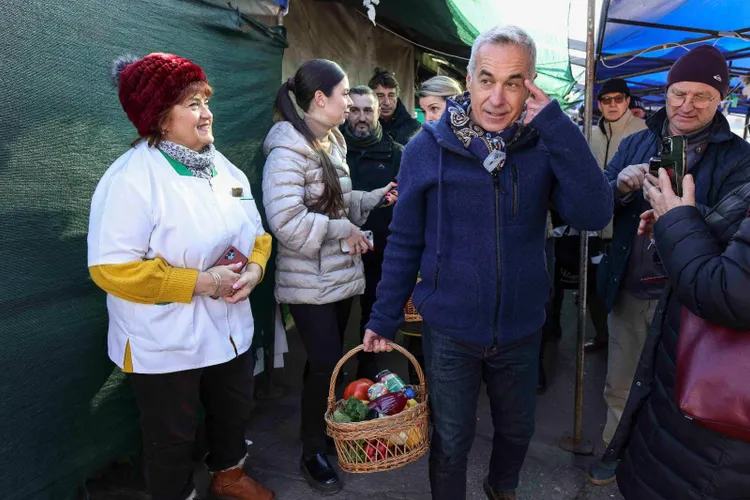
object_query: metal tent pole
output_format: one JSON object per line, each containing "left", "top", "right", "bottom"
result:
{"left": 560, "top": 0, "right": 596, "bottom": 456}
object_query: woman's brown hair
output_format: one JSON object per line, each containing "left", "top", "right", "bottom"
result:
{"left": 274, "top": 59, "right": 346, "bottom": 218}
{"left": 135, "top": 80, "right": 214, "bottom": 148}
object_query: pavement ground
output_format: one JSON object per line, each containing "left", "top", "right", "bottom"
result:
{"left": 85, "top": 290, "right": 625, "bottom": 500}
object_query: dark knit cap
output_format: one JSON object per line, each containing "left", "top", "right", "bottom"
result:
{"left": 111, "top": 53, "right": 208, "bottom": 136}
{"left": 667, "top": 45, "right": 729, "bottom": 97}
{"left": 629, "top": 96, "right": 645, "bottom": 109}
{"left": 597, "top": 78, "right": 630, "bottom": 99}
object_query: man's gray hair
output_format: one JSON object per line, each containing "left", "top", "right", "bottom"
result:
{"left": 467, "top": 25, "right": 537, "bottom": 76}
{"left": 350, "top": 85, "right": 377, "bottom": 98}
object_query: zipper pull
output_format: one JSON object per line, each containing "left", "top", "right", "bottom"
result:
{"left": 492, "top": 171, "right": 507, "bottom": 194}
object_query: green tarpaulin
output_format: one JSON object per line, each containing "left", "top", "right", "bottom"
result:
{"left": 332, "top": 0, "right": 576, "bottom": 105}
{"left": 0, "top": 1, "right": 286, "bottom": 498}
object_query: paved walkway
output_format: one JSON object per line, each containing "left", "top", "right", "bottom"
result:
{"left": 86, "top": 291, "right": 625, "bottom": 500}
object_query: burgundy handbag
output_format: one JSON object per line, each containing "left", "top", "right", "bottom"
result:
{"left": 675, "top": 203, "right": 750, "bottom": 442}
{"left": 676, "top": 307, "right": 750, "bottom": 441}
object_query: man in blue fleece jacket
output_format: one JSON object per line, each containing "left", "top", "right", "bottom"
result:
{"left": 363, "top": 25, "right": 613, "bottom": 500}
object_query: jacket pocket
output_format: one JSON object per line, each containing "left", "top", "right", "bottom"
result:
{"left": 511, "top": 164, "right": 519, "bottom": 218}
{"left": 127, "top": 302, "right": 196, "bottom": 352}
{"left": 417, "top": 261, "right": 480, "bottom": 331}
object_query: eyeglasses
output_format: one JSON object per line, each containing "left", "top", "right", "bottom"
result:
{"left": 666, "top": 89, "right": 719, "bottom": 109}
{"left": 599, "top": 95, "right": 626, "bottom": 105}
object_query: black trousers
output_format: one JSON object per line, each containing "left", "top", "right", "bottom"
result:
{"left": 357, "top": 251, "right": 383, "bottom": 380}
{"left": 404, "top": 333, "right": 425, "bottom": 385}
{"left": 129, "top": 350, "right": 254, "bottom": 500}
{"left": 547, "top": 237, "right": 609, "bottom": 342}
{"left": 290, "top": 298, "right": 353, "bottom": 455}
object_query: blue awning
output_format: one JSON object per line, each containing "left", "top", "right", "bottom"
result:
{"left": 596, "top": 0, "right": 750, "bottom": 115}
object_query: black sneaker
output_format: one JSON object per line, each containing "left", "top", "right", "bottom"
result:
{"left": 300, "top": 453, "right": 342, "bottom": 495}
{"left": 587, "top": 457, "right": 617, "bottom": 485}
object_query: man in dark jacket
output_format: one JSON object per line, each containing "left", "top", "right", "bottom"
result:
{"left": 362, "top": 25, "right": 613, "bottom": 500}
{"left": 340, "top": 85, "right": 403, "bottom": 380}
{"left": 588, "top": 44, "right": 750, "bottom": 486}
{"left": 368, "top": 68, "right": 421, "bottom": 146}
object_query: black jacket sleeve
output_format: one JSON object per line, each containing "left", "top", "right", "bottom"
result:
{"left": 392, "top": 143, "right": 404, "bottom": 178}
{"left": 654, "top": 205, "right": 750, "bottom": 330}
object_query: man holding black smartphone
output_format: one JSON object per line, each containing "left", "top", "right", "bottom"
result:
{"left": 589, "top": 44, "right": 750, "bottom": 485}
{"left": 341, "top": 85, "right": 402, "bottom": 380}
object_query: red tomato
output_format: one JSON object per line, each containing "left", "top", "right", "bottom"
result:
{"left": 365, "top": 440, "right": 388, "bottom": 461}
{"left": 343, "top": 378, "right": 374, "bottom": 400}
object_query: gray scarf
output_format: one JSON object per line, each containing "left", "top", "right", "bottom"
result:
{"left": 159, "top": 140, "right": 216, "bottom": 181}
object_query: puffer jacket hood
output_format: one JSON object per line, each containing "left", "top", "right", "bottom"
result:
{"left": 262, "top": 121, "right": 385, "bottom": 305}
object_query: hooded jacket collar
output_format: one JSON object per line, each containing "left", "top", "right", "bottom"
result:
{"left": 382, "top": 99, "right": 415, "bottom": 129}
{"left": 598, "top": 108, "right": 639, "bottom": 138}
{"left": 422, "top": 100, "right": 538, "bottom": 160}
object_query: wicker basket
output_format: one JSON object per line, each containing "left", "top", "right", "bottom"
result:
{"left": 325, "top": 344, "right": 429, "bottom": 473}
{"left": 404, "top": 278, "right": 423, "bottom": 323}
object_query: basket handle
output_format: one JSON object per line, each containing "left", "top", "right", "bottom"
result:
{"left": 327, "top": 343, "right": 426, "bottom": 411}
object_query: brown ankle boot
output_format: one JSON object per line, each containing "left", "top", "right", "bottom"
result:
{"left": 209, "top": 466, "right": 274, "bottom": 500}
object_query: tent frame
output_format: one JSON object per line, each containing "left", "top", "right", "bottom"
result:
{"left": 598, "top": 22, "right": 750, "bottom": 83}
{"left": 559, "top": 0, "right": 597, "bottom": 456}
{"left": 596, "top": 1, "right": 750, "bottom": 112}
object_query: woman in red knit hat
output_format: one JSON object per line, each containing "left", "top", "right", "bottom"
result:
{"left": 87, "top": 53, "right": 274, "bottom": 500}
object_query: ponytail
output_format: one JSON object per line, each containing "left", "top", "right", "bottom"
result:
{"left": 273, "top": 61, "right": 346, "bottom": 218}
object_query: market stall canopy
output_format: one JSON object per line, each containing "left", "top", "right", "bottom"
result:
{"left": 596, "top": 0, "right": 750, "bottom": 115}
{"left": 323, "top": 0, "right": 577, "bottom": 106}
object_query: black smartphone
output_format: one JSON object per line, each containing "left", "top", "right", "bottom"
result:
{"left": 648, "top": 135, "right": 686, "bottom": 196}
{"left": 373, "top": 177, "right": 399, "bottom": 209}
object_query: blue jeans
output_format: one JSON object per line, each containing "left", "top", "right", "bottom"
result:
{"left": 423, "top": 325, "right": 542, "bottom": 500}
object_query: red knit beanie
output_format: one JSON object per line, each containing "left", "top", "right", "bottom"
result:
{"left": 666, "top": 45, "right": 730, "bottom": 98}
{"left": 111, "top": 53, "right": 207, "bottom": 136}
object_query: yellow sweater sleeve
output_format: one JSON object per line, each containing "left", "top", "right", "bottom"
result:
{"left": 89, "top": 257, "right": 198, "bottom": 305}
{"left": 249, "top": 233, "right": 273, "bottom": 283}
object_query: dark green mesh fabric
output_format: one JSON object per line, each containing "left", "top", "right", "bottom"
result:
{"left": 0, "top": 1, "right": 286, "bottom": 498}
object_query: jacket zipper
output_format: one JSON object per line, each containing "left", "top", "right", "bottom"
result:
{"left": 207, "top": 178, "right": 234, "bottom": 352}
{"left": 511, "top": 164, "right": 519, "bottom": 218}
{"left": 492, "top": 171, "right": 503, "bottom": 348}
{"left": 604, "top": 122, "right": 612, "bottom": 166}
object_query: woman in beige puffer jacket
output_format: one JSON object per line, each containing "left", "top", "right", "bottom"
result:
{"left": 262, "top": 59, "right": 395, "bottom": 494}
{"left": 263, "top": 121, "right": 383, "bottom": 304}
